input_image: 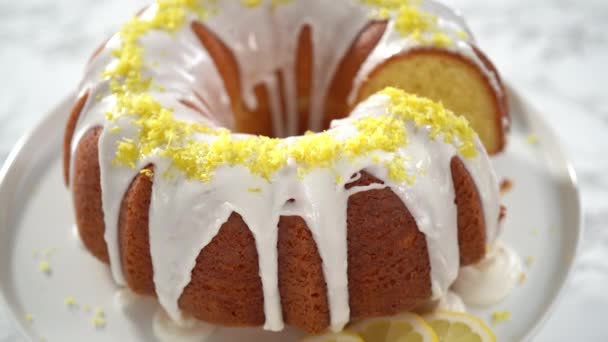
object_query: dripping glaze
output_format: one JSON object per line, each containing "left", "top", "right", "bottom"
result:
{"left": 68, "top": 0, "right": 502, "bottom": 333}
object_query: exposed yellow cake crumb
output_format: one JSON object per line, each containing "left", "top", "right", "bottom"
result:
{"left": 25, "top": 313, "right": 33, "bottom": 322}
{"left": 96, "top": 308, "right": 105, "bottom": 317}
{"left": 247, "top": 187, "right": 262, "bottom": 193}
{"left": 491, "top": 310, "right": 511, "bottom": 325}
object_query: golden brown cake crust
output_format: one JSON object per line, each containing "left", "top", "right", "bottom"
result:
{"left": 451, "top": 157, "right": 486, "bottom": 265}
{"left": 278, "top": 216, "right": 330, "bottom": 333}
{"left": 66, "top": 14, "right": 494, "bottom": 335}
{"left": 346, "top": 172, "right": 432, "bottom": 319}
{"left": 119, "top": 166, "right": 156, "bottom": 296}
{"left": 107, "top": 162, "right": 485, "bottom": 333}
{"left": 471, "top": 46, "right": 510, "bottom": 133}
{"left": 325, "top": 21, "right": 387, "bottom": 127}
{"left": 178, "top": 213, "right": 266, "bottom": 326}
{"left": 71, "top": 127, "right": 109, "bottom": 263}
{"left": 63, "top": 92, "right": 88, "bottom": 185}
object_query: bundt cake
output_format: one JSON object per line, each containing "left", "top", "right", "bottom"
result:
{"left": 63, "top": 0, "right": 507, "bottom": 335}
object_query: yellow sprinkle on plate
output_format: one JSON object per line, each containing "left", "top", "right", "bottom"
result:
{"left": 39, "top": 260, "right": 51, "bottom": 274}
{"left": 43, "top": 247, "right": 57, "bottom": 257}
{"left": 525, "top": 256, "right": 535, "bottom": 267}
{"left": 526, "top": 134, "right": 539, "bottom": 145}
{"left": 519, "top": 272, "right": 528, "bottom": 284}
{"left": 491, "top": 310, "right": 511, "bottom": 325}
{"left": 92, "top": 316, "right": 106, "bottom": 328}
{"left": 65, "top": 297, "right": 77, "bottom": 307}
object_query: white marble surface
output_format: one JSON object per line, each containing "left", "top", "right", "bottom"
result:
{"left": 0, "top": 0, "right": 607, "bottom": 340}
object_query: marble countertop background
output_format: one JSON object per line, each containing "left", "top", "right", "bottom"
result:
{"left": 1, "top": 0, "right": 606, "bottom": 340}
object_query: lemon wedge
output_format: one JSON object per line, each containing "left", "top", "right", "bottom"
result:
{"left": 349, "top": 312, "right": 439, "bottom": 342}
{"left": 422, "top": 311, "right": 496, "bottom": 342}
{"left": 300, "top": 331, "right": 364, "bottom": 342}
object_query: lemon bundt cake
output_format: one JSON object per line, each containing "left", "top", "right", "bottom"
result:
{"left": 63, "top": 0, "right": 507, "bottom": 334}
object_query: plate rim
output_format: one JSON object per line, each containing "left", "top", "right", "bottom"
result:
{"left": 506, "top": 85, "right": 584, "bottom": 341}
{"left": 0, "top": 94, "right": 76, "bottom": 342}
{"left": 0, "top": 87, "right": 583, "bottom": 341}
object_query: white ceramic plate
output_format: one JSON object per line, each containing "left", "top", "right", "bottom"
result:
{"left": 0, "top": 87, "right": 581, "bottom": 342}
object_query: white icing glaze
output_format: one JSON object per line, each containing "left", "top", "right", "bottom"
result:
{"left": 436, "top": 290, "right": 467, "bottom": 312}
{"left": 68, "top": 0, "right": 503, "bottom": 333}
{"left": 452, "top": 243, "right": 523, "bottom": 306}
{"left": 114, "top": 288, "right": 141, "bottom": 310}
{"left": 153, "top": 308, "right": 216, "bottom": 342}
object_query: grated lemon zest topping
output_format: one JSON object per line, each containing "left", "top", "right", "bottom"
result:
{"left": 140, "top": 168, "right": 154, "bottom": 179}
{"left": 457, "top": 29, "right": 469, "bottom": 39}
{"left": 109, "top": 126, "right": 122, "bottom": 133}
{"left": 380, "top": 87, "right": 478, "bottom": 158}
{"left": 431, "top": 32, "right": 453, "bottom": 48}
{"left": 102, "top": 2, "right": 478, "bottom": 185}
{"left": 360, "top": 0, "right": 457, "bottom": 47}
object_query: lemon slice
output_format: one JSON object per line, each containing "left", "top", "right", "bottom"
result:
{"left": 422, "top": 311, "right": 496, "bottom": 342}
{"left": 349, "top": 312, "right": 439, "bottom": 342}
{"left": 300, "top": 331, "right": 364, "bottom": 342}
